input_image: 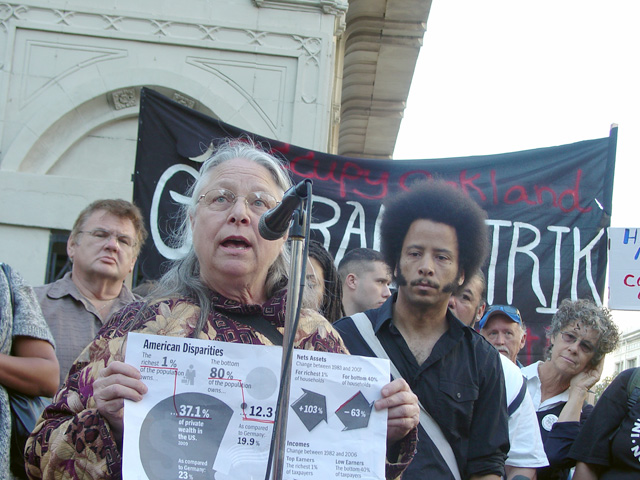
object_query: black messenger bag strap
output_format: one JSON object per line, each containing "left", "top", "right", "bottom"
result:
{"left": 351, "top": 312, "right": 462, "bottom": 480}
{"left": 224, "top": 310, "right": 284, "bottom": 346}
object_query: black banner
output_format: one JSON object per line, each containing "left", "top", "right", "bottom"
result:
{"left": 133, "top": 88, "right": 617, "bottom": 365}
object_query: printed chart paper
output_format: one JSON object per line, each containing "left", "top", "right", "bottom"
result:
{"left": 123, "top": 332, "right": 390, "bottom": 480}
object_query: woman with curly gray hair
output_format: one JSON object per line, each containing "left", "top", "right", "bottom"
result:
{"left": 521, "top": 299, "right": 620, "bottom": 480}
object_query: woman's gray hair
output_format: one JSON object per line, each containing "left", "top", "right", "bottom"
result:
{"left": 546, "top": 298, "right": 620, "bottom": 367}
{"left": 148, "top": 138, "right": 293, "bottom": 336}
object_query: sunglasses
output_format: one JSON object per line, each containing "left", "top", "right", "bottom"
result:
{"left": 559, "top": 331, "right": 595, "bottom": 354}
{"left": 487, "top": 305, "right": 520, "bottom": 317}
{"left": 479, "top": 304, "right": 522, "bottom": 329}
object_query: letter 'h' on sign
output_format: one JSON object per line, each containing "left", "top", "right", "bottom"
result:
{"left": 608, "top": 227, "right": 640, "bottom": 309}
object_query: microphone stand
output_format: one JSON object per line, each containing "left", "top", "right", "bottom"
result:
{"left": 269, "top": 204, "right": 309, "bottom": 480}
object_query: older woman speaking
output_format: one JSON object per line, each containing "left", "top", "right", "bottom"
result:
{"left": 25, "top": 140, "right": 418, "bottom": 480}
{"left": 521, "top": 299, "right": 620, "bottom": 480}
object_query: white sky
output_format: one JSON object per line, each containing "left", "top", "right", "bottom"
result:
{"left": 393, "top": 1, "right": 640, "bottom": 336}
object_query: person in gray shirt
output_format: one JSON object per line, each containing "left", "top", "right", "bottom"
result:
{"left": 35, "top": 199, "right": 147, "bottom": 385}
{"left": 1, "top": 263, "right": 58, "bottom": 479}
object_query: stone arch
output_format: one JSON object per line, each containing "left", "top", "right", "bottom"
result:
{"left": 3, "top": 69, "right": 280, "bottom": 176}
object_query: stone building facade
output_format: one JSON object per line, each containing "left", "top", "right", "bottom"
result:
{"left": 0, "top": 0, "right": 430, "bottom": 284}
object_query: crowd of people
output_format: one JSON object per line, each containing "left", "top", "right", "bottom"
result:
{"left": 0, "top": 139, "right": 635, "bottom": 479}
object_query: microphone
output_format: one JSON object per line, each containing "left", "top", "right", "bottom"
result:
{"left": 259, "top": 179, "right": 311, "bottom": 240}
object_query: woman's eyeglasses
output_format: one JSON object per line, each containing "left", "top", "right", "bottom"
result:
{"left": 559, "top": 331, "right": 595, "bottom": 354}
{"left": 198, "top": 189, "right": 278, "bottom": 214}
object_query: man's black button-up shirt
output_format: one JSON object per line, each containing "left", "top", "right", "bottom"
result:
{"left": 334, "top": 294, "right": 509, "bottom": 479}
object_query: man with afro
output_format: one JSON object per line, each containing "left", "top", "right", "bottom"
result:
{"left": 334, "top": 180, "right": 509, "bottom": 480}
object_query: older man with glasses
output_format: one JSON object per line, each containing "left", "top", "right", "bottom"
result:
{"left": 35, "top": 199, "right": 147, "bottom": 385}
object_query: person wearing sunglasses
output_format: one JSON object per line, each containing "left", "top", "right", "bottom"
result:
{"left": 520, "top": 299, "right": 620, "bottom": 480}
{"left": 35, "top": 199, "right": 148, "bottom": 386}
{"left": 478, "top": 304, "right": 527, "bottom": 366}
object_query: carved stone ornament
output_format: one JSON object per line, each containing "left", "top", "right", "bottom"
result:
{"left": 172, "top": 92, "right": 196, "bottom": 109}
{"left": 253, "top": 0, "right": 348, "bottom": 16}
{"left": 0, "top": 3, "right": 324, "bottom": 53}
{"left": 111, "top": 88, "right": 137, "bottom": 110}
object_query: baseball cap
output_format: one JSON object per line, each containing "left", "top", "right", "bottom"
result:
{"left": 478, "top": 304, "right": 522, "bottom": 329}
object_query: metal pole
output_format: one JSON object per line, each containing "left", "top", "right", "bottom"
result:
{"left": 269, "top": 208, "right": 307, "bottom": 480}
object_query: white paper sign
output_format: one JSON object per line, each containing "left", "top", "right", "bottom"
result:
{"left": 122, "top": 332, "right": 389, "bottom": 480}
{"left": 608, "top": 227, "right": 640, "bottom": 310}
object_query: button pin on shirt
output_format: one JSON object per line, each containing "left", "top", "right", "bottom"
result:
{"left": 542, "top": 414, "right": 558, "bottom": 431}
